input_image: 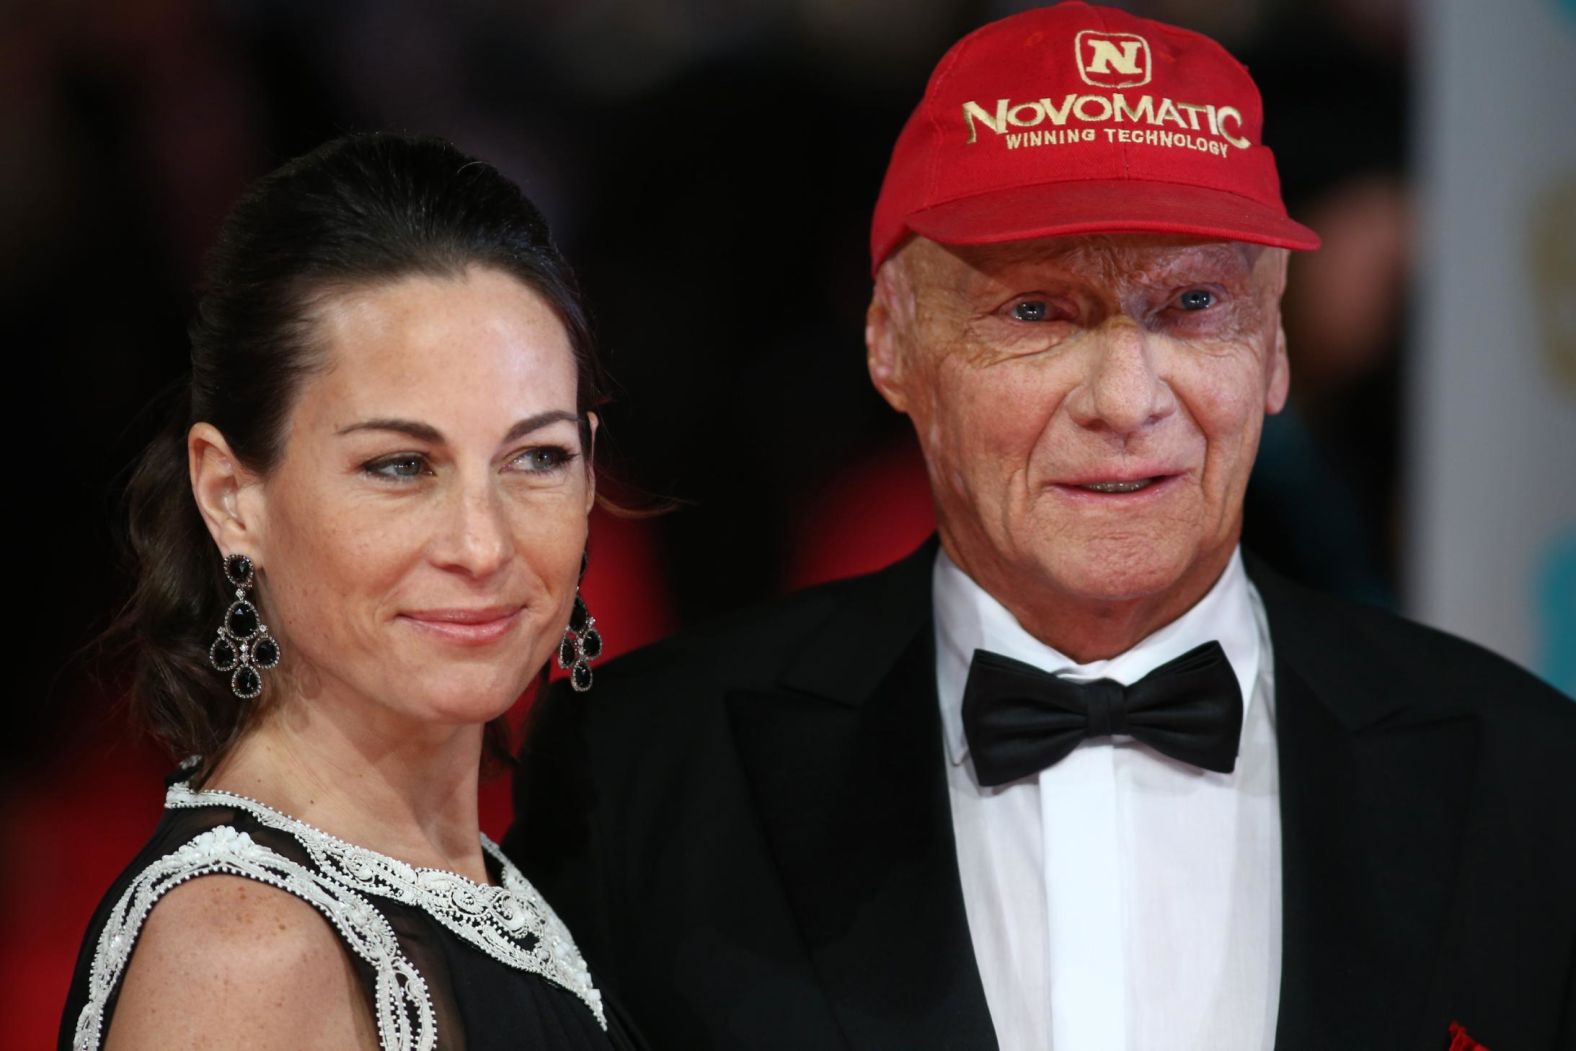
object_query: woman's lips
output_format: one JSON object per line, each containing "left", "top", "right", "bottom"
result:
{"left": 398, "top": 606, "right": 524, "bottom": 645}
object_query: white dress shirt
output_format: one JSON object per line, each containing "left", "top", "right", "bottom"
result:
{"left": 934, "top": 547, "right": 1282, "bottom": 1051}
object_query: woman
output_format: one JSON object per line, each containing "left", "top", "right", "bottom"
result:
{"left": 60, "top": 133, "right": 637, "bottom": 1050}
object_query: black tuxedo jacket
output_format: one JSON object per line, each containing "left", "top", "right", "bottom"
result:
{"left": 505, "top": 542, "right": 1576, "bottom": 1050}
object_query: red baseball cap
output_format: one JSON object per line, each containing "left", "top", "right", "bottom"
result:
{"left": 870, "top": 1, "right": 1319, "bottom": 272}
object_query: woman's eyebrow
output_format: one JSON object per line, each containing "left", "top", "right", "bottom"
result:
{"left": 336, "top": 418, "right": 444, "bottom": 442}
{"left": 335, "top": 411, "right": 580, "bottom": 445}
{"left": 502, "top": 410, "right": 580, "bottom": 444}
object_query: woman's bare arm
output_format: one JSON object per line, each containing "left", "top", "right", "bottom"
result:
{"left": 103, "top": 875, "right": 379, "bottom": 1050}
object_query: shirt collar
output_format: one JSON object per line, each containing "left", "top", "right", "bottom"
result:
{"left": 933, "top": 547, "right": 1262, "bottom": 766}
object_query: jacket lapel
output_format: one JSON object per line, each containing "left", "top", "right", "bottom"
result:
{"left": 1252, "top": 562, "right": 1481, "bottom": 1048}
{"left": 723, "top": 548, "right": 1482, "bottom": 1048}
{"left": 726, "top": 541, "right": 999, "bottom": 1051}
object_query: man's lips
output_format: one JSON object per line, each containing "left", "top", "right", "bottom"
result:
{"left": 1077, "top": 478, "right": 1157, "bottom": 494}
{"left": 1050, "top": 470, "right": 1186, "bottom": 497}
{"left": 398, "top": 605, "right": 524, "bottom": 645}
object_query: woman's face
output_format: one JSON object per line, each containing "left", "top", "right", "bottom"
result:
{"left": 229, "top": 266, "right": 592, "bottom": 731}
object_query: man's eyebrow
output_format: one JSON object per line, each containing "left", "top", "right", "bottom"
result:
{"left": 1218, "top": 243, "right": 1257, "bottom": 269}
{"left": 1136, "top": 243, "right": 1255, "bottom": 281}
{"left": 335, "top": 411, "right": 581, "bottom": 445}
{"left": 1185, "top": 242, "right": 1255, "bottom": 269}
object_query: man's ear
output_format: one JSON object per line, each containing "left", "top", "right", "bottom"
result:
{"left": 1265, "top": 323, "right": 1291, "bottom": 415}
{"left": 189, "top": 423, "right": 266, "bottom": 559}
{"left": 1260, "top": 247, "right": 1291, "bottom": 415}
{"left": 866, "top": 258, "right": 914, "bottom": 414}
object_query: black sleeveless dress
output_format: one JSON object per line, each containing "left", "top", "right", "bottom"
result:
{"left": 59, "top": 776, "right": 643, "bottom": 1050}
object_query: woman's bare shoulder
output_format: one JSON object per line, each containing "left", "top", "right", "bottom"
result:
{"left": 102, "top": 874, "right": 379, "bottom": 1051}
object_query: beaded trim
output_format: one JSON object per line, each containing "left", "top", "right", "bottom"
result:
{"left": 166, "top": 780, "right": 606, "bottom": 1028}
{"left": 72, "top": 825, "right": 434, "bottom": 1051}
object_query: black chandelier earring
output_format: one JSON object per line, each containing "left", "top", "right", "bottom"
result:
{"left": 556, "top": 587, "right": 603, "bottom": 694}
{"left": 208, "top": 553, "right": 280, "bottom": 700}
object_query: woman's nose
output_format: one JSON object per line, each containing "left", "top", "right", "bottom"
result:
{"left": 434, "top": 478, "right": 512, "bottom": 579}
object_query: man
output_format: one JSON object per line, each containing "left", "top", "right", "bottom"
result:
{"left": 506, "top": 4, "right": 1576, "bottom": 1049}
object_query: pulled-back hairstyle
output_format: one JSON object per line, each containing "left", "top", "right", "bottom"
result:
{"left": 110, "top": 132, "right": 604, "bottom": 777}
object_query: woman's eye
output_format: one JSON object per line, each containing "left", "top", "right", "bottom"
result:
{"left": 1177, "top": 289, "right": 1216, "bottom": 311}
{"left": 513, "top": 445, "right": 575, "bottom": 473}
{"left": 1011, "top": 300, "right": 1049, "bottom": 322}
{"left": 364, "top": 454, "right": 429, "bottom": 481}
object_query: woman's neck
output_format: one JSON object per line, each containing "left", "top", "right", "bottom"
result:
{"left": 204, "top": 686, "right": 491, "bottom": 885}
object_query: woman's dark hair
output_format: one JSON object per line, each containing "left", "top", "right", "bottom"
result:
{"left": 110, "top": 132, "right": 605, "bottom": 779}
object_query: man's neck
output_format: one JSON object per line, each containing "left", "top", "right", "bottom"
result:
{"left": 942, "top": 542, "right": 1237, "bottom": 664}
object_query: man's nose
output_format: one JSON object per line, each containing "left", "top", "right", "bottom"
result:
{"left": 1064, "top": 319, "right": 1177, "bottom": 436}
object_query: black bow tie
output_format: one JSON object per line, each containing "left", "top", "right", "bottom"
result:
{"left": 961, "top": 641, "right": 1243, "bottom": 787}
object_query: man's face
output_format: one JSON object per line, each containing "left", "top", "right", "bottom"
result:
{"left": 868, "top": 234, "right": 1289, "bottom": 621}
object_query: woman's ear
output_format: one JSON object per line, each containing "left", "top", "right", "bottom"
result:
{"left": 189, "top": 423, "right": 266, "bottom": 558}
{"left": 583, "top": 412, "right": 599, "bottom": 514}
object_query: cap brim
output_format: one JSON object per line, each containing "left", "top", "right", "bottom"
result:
{"left": 904, "top": 179, "right": 1320, "bottom": 254}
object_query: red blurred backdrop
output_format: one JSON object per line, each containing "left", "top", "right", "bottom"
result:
{"left": 7, "top": 2, "right": 1418, "bottom": 1045}
{"left": 8, "top": 456, "right": 937, "bottom": 1048}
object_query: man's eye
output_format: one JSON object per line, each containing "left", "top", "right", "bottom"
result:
{"left": 364, "top": 454, "right": 428, "bottom": 481}
{"left": 1011, "top": 300, "right": 1049, "bottom": 322}
{"left": 1177, "top": 289, "right": 1216, "bottom": 311}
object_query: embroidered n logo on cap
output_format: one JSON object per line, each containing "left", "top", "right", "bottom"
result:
{"left": 1076, "top": 30, "right": 1151, "bottom": 88}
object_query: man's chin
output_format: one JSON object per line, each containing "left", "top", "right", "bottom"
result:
{"left": 1032, "top": 542, "right": 1199, "bottom": 607}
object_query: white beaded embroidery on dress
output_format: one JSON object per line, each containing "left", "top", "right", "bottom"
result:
{"left": 164, "top": 780, "right": 606, "bottom": 1028}
{"left": 72, "top": 824, "right": 434, "bottom": 1051}
{"left": 73, "top": 780, "right": 606, "bottom": 1051}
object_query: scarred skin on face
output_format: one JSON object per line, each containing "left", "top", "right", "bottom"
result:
{"left": 866, "top": 234, "right": 1290, "bottom": 662}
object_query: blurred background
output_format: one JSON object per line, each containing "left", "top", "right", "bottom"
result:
{"left": 5, "top": 0, "right": 1571, "bottom": 1044}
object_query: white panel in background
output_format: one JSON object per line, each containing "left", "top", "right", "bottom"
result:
{"left": 1411, "top": 0, "right": 1576, "bottom": 691}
